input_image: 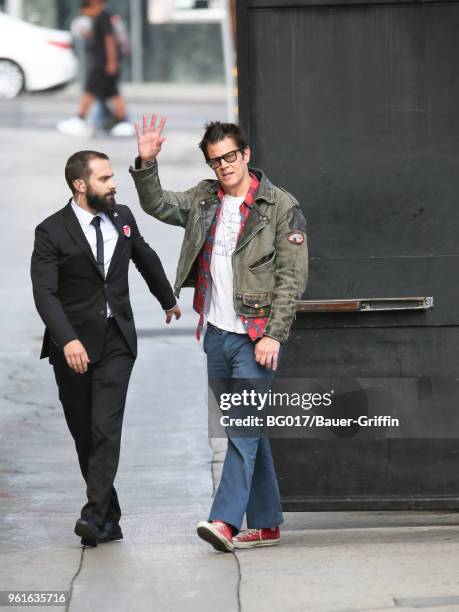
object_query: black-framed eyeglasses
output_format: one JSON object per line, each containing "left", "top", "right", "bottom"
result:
{"left": 206, "top": 148, "right": 245, "bottom": 170}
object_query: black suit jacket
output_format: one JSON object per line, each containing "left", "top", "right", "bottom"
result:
{"left": 31, "top": 200, "right": 176, "bottom": 362}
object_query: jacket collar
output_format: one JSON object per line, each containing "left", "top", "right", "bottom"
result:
{"left": 206, "top": 167, "right": 275, "bottom": 204}
{"left": 63, "top": 200, "right": 102, "bottom": 277}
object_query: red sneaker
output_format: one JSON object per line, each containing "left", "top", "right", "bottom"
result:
{"left": 196, "top": 520, "right": 234, "bottom": 552}
{"left": 233, "top": 526, "right": 280, "bottom": 549}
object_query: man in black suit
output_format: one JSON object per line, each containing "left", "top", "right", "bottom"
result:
{"left": 31, "top": 150, "right": 181, "bottom": 547}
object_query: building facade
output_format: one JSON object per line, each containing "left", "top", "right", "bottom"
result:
{"left": 3, "top": 0, "right": 225, "bottom": 82}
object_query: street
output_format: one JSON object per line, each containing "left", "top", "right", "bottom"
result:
{"left": 1, "top": 86, "right": 459, "bottom": 612}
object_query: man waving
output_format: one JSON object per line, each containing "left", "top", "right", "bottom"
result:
{"left": 130, "top": 116, "right": 308, "bottom": 552}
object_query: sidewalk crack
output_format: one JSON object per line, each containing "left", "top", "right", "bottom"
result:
{"left": 234, "top": 551, "right": 242, "bottom": 612}
{"left": 65, "top": 548, "right": 85, "bottom": 612}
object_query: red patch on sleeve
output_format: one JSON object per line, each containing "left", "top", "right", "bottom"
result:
{"left": 287, "top": 231, "right": 304, "bottom": 244}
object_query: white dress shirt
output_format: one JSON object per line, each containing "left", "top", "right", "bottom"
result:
{"left": 71, "top": 200, "right": 119, "bottom": 317}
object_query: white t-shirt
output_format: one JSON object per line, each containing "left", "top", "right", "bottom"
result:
{"left": 206, "top": 194, "right": 246, "bottom": 333}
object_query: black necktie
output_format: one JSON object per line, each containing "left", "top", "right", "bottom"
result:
{"left": 91, "top": 216, "right": 104, "bottom": 277}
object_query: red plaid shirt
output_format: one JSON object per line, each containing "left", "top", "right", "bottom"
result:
{"left": 193, "top": 172, "right": 269, "bottom": 341}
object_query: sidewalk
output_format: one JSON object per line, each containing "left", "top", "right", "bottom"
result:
{"left": 54, "top": 81, "right": 227, "bottom": 104}
{"left": 2, "top": 344, "right": 459, "bottom": 612}
{"left": 0, "top": 81, "right": 228, "bottom": 132}
{"left": 1, "top": 122, "right": 459, "bottom": 612}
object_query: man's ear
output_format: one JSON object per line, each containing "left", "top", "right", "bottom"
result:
{"left": 73, "top": 179, "right": 86, "bottom": 194}
{"left": 243, "top": 146, "right": 251, "bottom": 164}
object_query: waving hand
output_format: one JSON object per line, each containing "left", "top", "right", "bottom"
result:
{"left": 134, "top": 114, "right": 167, "bottom": 167}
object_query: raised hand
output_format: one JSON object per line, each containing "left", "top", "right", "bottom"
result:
{"left": 134, "top": 114, "right": 167, "bottom": 166}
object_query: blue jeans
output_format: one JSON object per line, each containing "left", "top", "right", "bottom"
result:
{"left": 203, "top": 324, "right": 284, "bottom": 531}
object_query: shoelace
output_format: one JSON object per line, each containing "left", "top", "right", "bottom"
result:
{"left": 237, "top": 529, "right": 262, "bottom": 539}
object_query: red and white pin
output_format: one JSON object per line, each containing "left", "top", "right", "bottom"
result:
{"left": 122, "top": 225, "right": 131, "bottom": 238}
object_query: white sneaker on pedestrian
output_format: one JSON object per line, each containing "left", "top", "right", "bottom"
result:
{"left": 57, "top": 117, "right": 94, "bottom": 137}
{"left": 110, "top": 121, "right": 136, "bottom": 137}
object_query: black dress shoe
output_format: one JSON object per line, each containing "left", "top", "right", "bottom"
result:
{"left": 99, "top": 521, "right": 123, "bottom": 543}
{"left": 81, "top": 522, "right": 123, "bottom": 547}
{"left": 75, "top": 519, "right": 99, "bottom": 546}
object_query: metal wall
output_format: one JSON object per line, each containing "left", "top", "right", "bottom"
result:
{"left": 142, "top": 21, "right": 224, "bottom": 82}
{"left": 237, "top": 0, "right": 459, "bottom": 509}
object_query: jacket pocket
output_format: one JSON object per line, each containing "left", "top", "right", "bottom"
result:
{"left": 237, "top": 292, "right": 273, "bottom": 318}
{"left": 249, "top": 251, "right": 276, "bottom": 271}
{"left": 241, "top": 292, "right": 273, "bottom": 309}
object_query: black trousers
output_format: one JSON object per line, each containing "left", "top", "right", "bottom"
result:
{"left": 52, "top": 318, "right": 135, "bottom": 527}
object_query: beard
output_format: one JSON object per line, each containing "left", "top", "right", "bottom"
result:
{"left": 87, "top": 188, "right": 116, "bottom": 213}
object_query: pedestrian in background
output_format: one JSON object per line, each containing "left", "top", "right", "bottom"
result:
{"left": 58, "top": 0, "right": 134, "bottom": 138}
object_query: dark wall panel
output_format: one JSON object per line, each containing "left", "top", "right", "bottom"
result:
{"left": 237, "top": 0, "right": 459, "bottom": 509}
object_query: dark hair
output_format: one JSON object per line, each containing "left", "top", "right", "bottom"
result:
{"left": 81, "top": 0, "right": 104, "bottom": 11}
{"left": 65, "top": 150, "right": 108, "bottom": 193}
{"left": 198, "top": 121, "right": 249, "bottom": 160}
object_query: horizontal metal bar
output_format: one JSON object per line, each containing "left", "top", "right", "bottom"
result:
{"left": 297, "top": 300, "right": 362, "bottom": 312}
{"left": 361, "top": 297, "right": 434, "bottom": 311}
{"left": 281, "top": 495, "right": 459, "bottom": 511}
{"left": 246, "top": 0, "right": 449, "bottom": 8}
{"left": 296, "top": 297, "right": 434, "bottom": 313}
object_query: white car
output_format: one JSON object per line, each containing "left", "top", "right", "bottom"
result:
{"left": 0, "top": 12, "right": 77, "bottom": 99}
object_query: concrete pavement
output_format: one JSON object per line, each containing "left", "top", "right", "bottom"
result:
{"left": 1, "top": 89, "right": 459, "bottom": 612}
{"left": 0, "top": 83, "right": 228, "bottom": 132}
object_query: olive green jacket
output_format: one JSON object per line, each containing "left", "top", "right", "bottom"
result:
{"left": 129, "top": 160, "right": 308, "bottom": 343}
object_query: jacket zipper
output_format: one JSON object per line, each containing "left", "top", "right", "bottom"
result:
{"left": 176, "top": 214, "right": 206, "bottom": 289}
{"left": 232, "top": 218, "right": 268, "bottom": 313}
{"left": 233, "top": 219, "right": 268, "bottom": 255}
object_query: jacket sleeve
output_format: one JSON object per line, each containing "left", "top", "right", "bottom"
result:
{"left": 264, "top": 202, "right": 308, "bottom": 344}
{"left": 30, "top": 224, "right": 78, "bottom": 350}
{"left": 129, "top": 159, "right": 197, "bottom": 228}
{"left": 126, "top": 207, "right": 177, "bottom": 310}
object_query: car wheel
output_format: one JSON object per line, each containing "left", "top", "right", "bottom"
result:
{"left": 0, "top": 59, "right": 25, "bottom": 99}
